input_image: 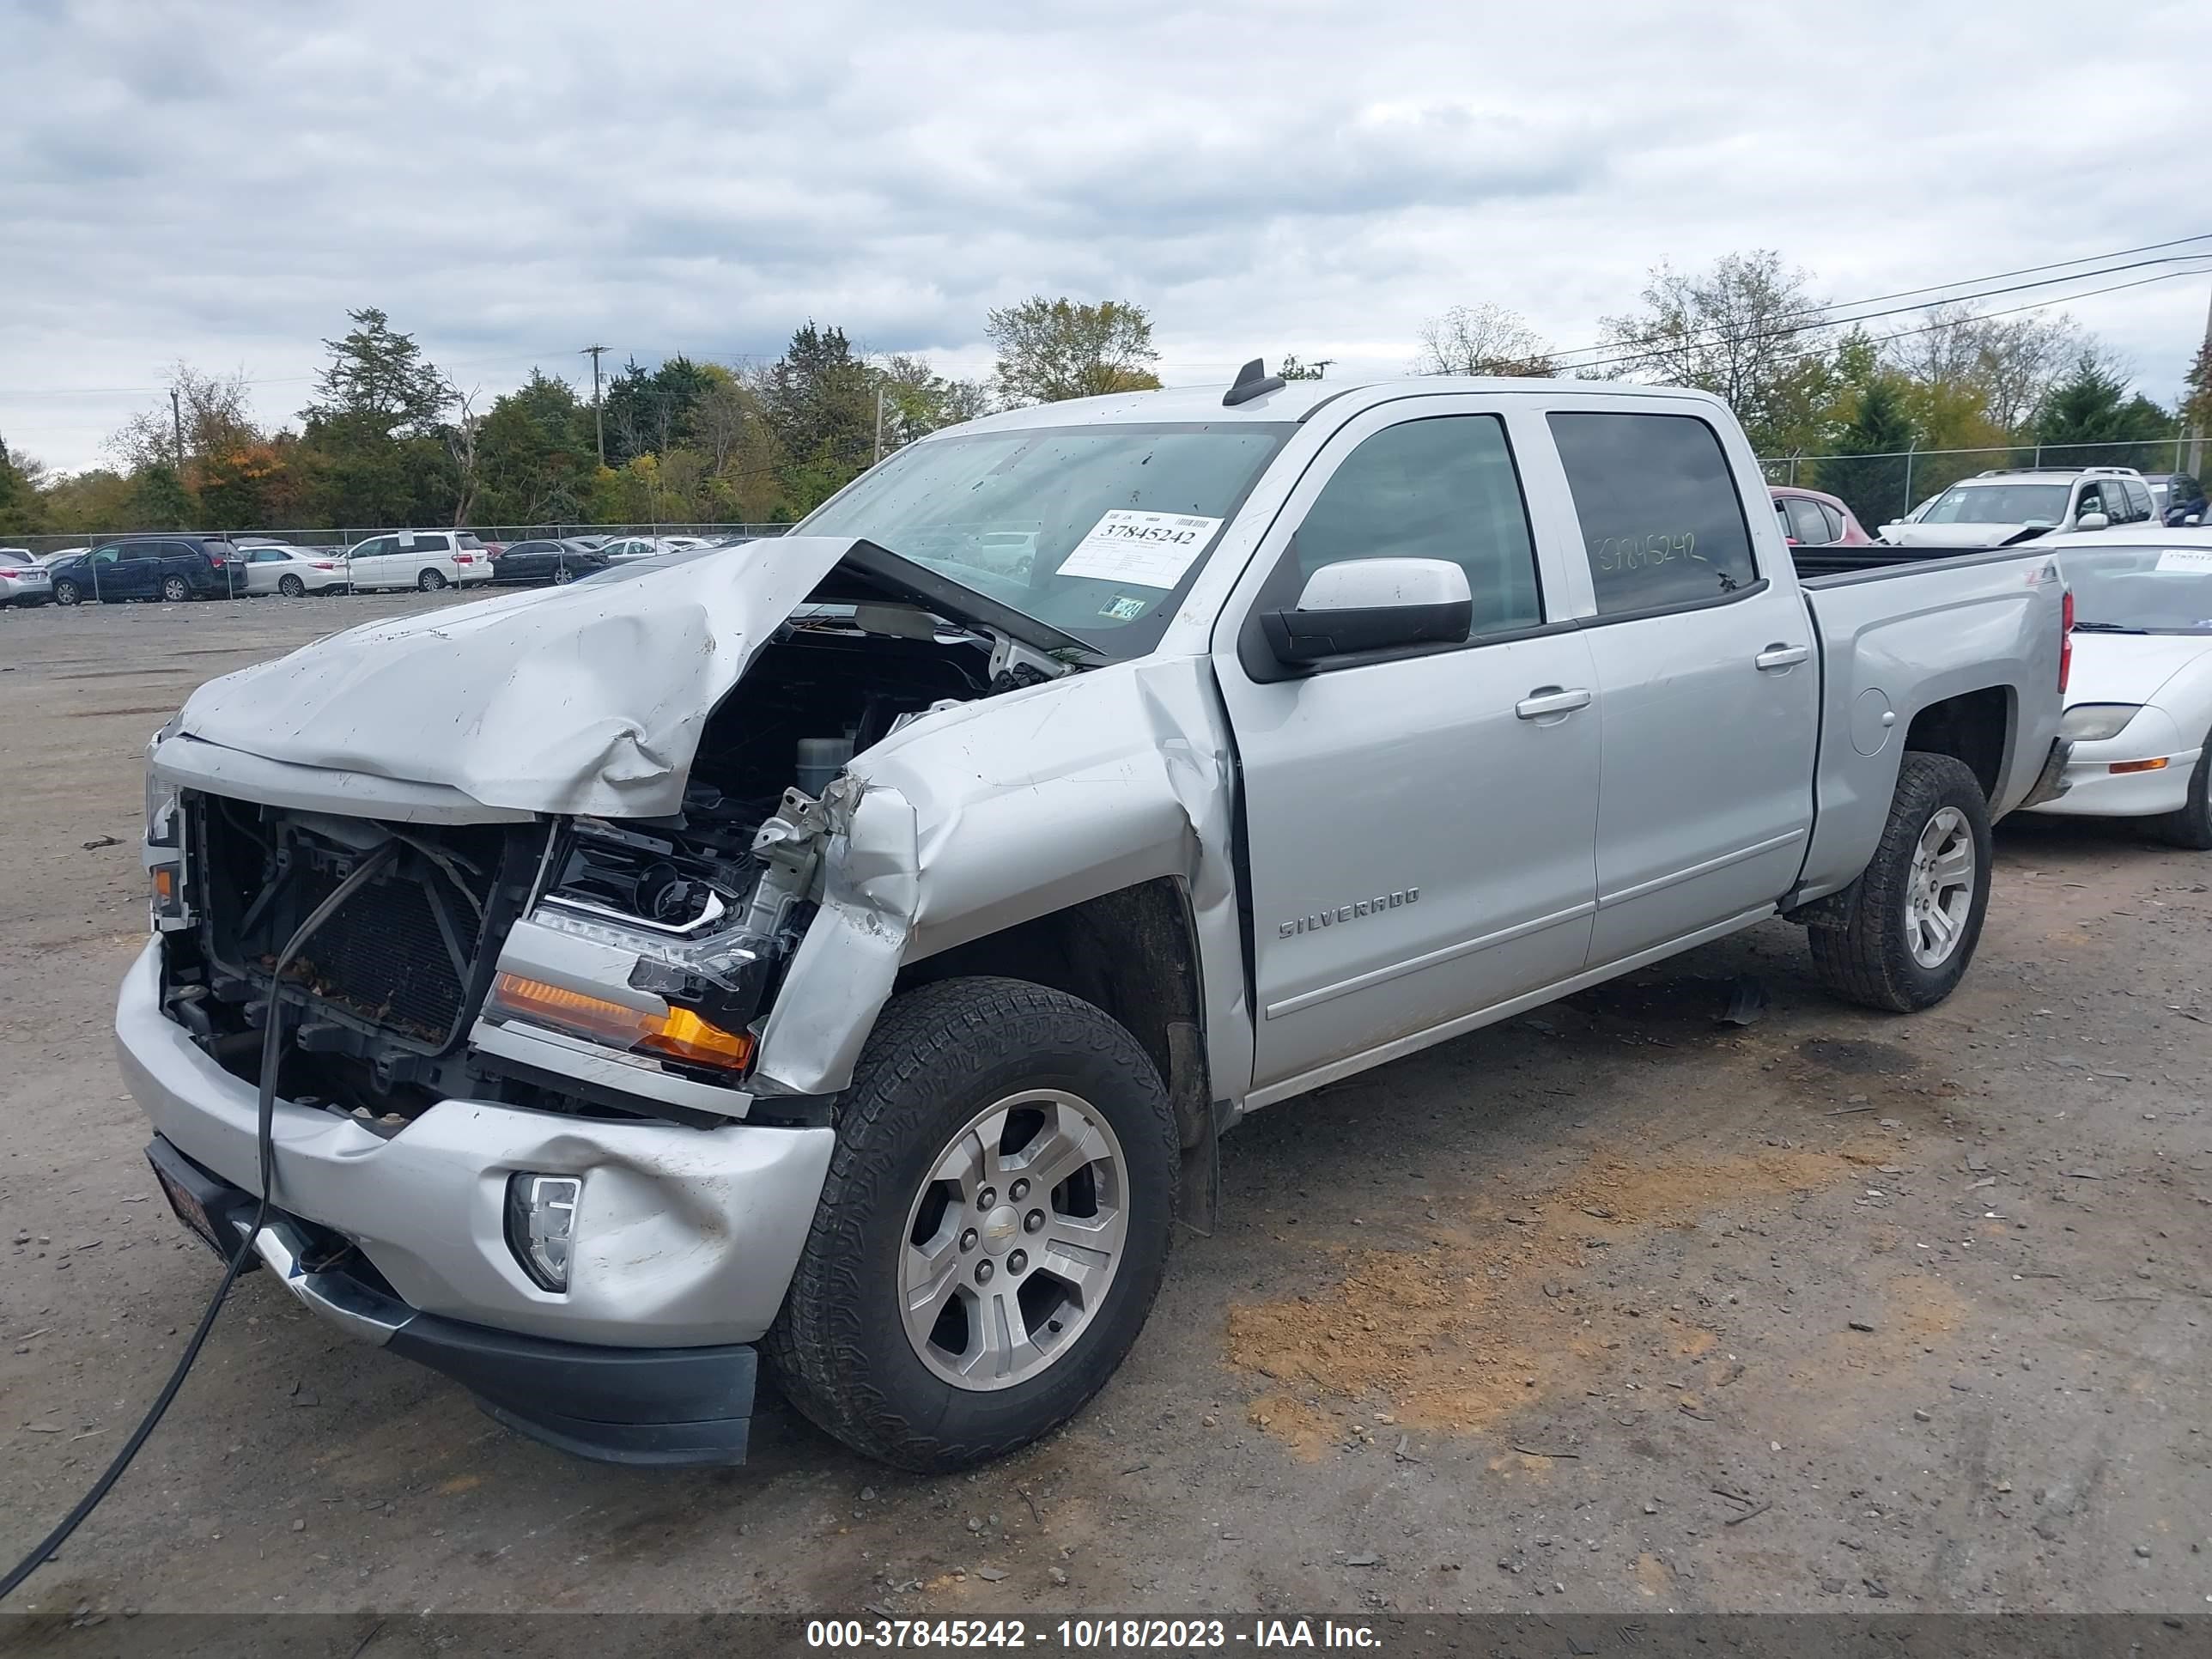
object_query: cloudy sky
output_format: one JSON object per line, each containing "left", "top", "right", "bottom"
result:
{"left": 4, "top": 0, "right": 2209, "bottom": 472}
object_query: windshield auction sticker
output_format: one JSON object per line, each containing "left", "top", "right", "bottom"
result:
{"left": 1055, "top": 511, "right": 1224, "bottom": 589}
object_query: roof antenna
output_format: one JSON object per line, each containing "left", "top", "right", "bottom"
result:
{"left": 1222, "top": 358, "right": 1285, "bottom": 408}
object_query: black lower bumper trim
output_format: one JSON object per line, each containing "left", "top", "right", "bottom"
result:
{"left": 143, "top": 1134, "right": 757, "bottom": 1468}
{"left": 388, "top": 1317, "right": 757, "bottom": 1468}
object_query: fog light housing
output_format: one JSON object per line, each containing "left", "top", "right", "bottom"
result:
{"left": 505, "top": 1173, "right": 582, "bottom": 1292}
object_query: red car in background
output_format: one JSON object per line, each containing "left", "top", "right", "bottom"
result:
{"left": 1770, "top": 485, "right": 1871, "bottom": 548}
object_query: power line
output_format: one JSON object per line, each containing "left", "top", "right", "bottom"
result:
{"left": 1549, "top": 237, "right": 2212, "bottom": 366}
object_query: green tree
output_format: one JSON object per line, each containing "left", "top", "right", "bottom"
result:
{"left": 1814, "top": 377, "right": 1917, "bottom": 529}
{"left": 0, "top": 434, "right": 44, "bottom": 533}
{"left": 986, "top": 298, "right": 1161, "bottom": 405}
{"left": 873, "top": 354, "right": 989, "bottom": 450}
{"left": 1278, "top": 356, "right": 1327, "bottom": 381}
{"left": 32, "top": 465, "right": 133, "bottom": 534}
{"left": 127, "top": 463, "right": 197, "bottom": 531}
{"left": 299, "top": 308, "right": 456, "bottom": 526}
{"left": 760, "top": 323, "right": 878, "bottom": 512}
{"left": 2032, "top": 354, "right": 2178, "bottom": 469}
{"left": 473, "top": 371, "right": 597, "bottom": 524}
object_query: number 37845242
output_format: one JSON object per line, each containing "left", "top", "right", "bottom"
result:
{"left": 1591, "top": 530, "right": 1701, "bottom": 572}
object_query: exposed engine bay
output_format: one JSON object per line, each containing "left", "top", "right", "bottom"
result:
{"left": 158, "top": 609, "right": 1024, "bottom": 1131}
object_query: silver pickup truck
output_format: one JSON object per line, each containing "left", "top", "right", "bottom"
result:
{"left": 121, "top": 371, "right": 2073, "bottom": 1472}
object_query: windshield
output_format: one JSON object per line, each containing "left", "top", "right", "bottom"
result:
{"left": 1919, "top": 483, "right": 2069, "bottom": 526}
{"left": 798, "top": 422, "right": 1291, "bottom": 657}
{"left": 2056, "top": 544, "right": 2212, "bottom": 634}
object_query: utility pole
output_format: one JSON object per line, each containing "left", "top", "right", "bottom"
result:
{"left": 170, "top": 388, "right": 185, "bottom": 471}
{"left": 580, "top": 345, "right": 609, "bottom": 465}
{"left": 2189, "top": 280, "right": 2212, "bottom": 477}
{"left": 1313, "top": 358, "right": 1335, "bottom": 380}
{"left": 873, "top": 386, "right": 886, "bottom": 464}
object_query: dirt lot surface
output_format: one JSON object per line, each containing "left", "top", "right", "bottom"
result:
{"left": 3, "top": 593, "right": 2209, "bottom": 1621}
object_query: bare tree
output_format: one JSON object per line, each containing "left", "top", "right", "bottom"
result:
{"left": 1887, "top": 302, "right": 2087, "bottom": 436}
{"left": 445, "top": 384, "right": 482, "bottom": 526}
{"left": 1414, "top": 304, "right": 1554, "bottom": 378}
{"left": 106, "top": 362, "right": 259, "bottom": 471}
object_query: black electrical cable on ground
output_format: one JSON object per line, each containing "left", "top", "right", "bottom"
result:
{"left": 0, "top": 842, "right": 398, "bottom": 1601}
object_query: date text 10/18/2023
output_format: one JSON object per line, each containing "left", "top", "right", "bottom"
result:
{"left": 805, "top": 1618, "right": 1383, "bottom": 1650}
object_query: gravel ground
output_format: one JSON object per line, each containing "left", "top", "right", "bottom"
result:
{"left": 2, "top": 592, "right": 2209, "bottom": 1620}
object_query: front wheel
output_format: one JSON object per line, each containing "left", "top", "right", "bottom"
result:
{"left": 160, "top": 574, "right": 191, "bottom": 603}
{"left": 2148, "top": 735, "right": 2212, "bottom": 850}
{"left": 417, "top": 568, "right": 447, "bottom": 592}
{"left": 276, "top": 574, "right": 307, "bottom": 598}
{"left": 765, "top": 977, "right": 1179, "bottom": 1472}
{"left": 1808, "top": 751, "right": 1992, "bottom": 1012}
{"left": 52, "top": 579, "right": 82, "bottom": 606}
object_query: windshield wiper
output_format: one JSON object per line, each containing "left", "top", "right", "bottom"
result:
{"left": 2070, "top": 621, "right": 2148, "bottom": 633}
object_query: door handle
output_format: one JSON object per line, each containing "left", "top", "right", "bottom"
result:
{"left": 1754, "top": 643, "right": 1811, "bottom": 671}
{"left": 1515, "top": 687, "right": 1593, "bottom": 720}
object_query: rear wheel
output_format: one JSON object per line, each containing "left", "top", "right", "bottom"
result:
{"left": 2148, "top": 734, "right": 2212, "bottom": 850}
{"left": 417, "top": 568, "right": 447, "bottom": 592}
{"left": 1809, "top": 752, "right": 1992, "bottom": 1012}
{"left": 276, "top": 574, "right": 306, "bottom": 598}
{"left": 52, "top": 579, "right": 82, "bottom": 606}
{"left": 765, "top": 977, "right": 1178, "bottom": 1472}
{"left": 160, "top": 574, "right": 191, "bottom": 603}
{"left": 551, "top": 564, "right": 575, "bottom": 585}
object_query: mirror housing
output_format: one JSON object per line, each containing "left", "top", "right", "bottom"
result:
{"left": 1260, "top": 557, "right": 1474, "bottom": 668}
{"left": 2075, "top": 511, "right": 2110, "bottom": 532}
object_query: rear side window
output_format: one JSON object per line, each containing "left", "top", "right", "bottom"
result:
{"left": 1784, "top": 497, "right": 1832, "bottom": 544}
{"left": 2124, "top": 480, "right": 2154, "bottom": 522}
{"left": 1290, "top": 414, "right": 1542, "bottom": 636}
{"left": 1820, "top": 502, "right": 1847, "bottom": 540}
{"left": 1548, "top": 412, "right": 1759, "bottom": 616}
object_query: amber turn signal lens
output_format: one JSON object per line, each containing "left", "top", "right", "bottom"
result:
{"left": 2107, "top": 757, "right": 2169, "bottom": 774}
{"left": 487, "top": 973, "right": 753, "bottom": 1073}
{"left": 151, "top": 867, "right": 176, "bottom": 901}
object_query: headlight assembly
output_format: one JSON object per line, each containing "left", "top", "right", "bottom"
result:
{"left": 2059, "top": 703, "right": 2141, "bottom": 743}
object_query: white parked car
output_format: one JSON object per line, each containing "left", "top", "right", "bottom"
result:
{"left": 239, "top": 544, "right": 350, "bottom": 598}
{"left": 1881, "top": 466, "right": 2155, "bottom": 549}
{"left": 342, "top": 530, "right": 496, "bottom": 592}
{"left": 2028, "top": 527, "right": 2212, "bottom": 847}
{"left": 599, "top": 534, "right": 705, "bottom": 563}
{"left": 0, "top": 549, "right": 53, "bottom": 607}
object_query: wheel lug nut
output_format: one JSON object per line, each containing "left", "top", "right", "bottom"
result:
{"left": 1024, "top": 1209, "right": 1045, "bottom": 1233}
{"left": 1010, "top": 1179, "right": 1029, "bottom": 1201}
{"left": 960, "top": 1229, "right": 978, "bottom": 1252}
{"left": 1009, "top": 1249, "right": 1027, "bottom": 1274}
{"left": 975, "top": 1260, "right": 994, "bottom": 1285}
{"left": 977, "top": 1187, "right": 997, "bottom": 1210}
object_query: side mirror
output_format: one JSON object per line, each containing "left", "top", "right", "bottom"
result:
{"left": 2075, "top": 511, "right": 2109, "bottom": 532}
{"left": 1261, "top": 557, "right": 1473, "bottom": 668}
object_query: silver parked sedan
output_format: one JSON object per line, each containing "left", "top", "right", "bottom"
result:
{"left": 239, "top": 544, "right": 350, "bottom": 597}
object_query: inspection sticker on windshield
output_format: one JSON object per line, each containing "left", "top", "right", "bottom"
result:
{"left": 1055, "top": 511, "right": 1223, "bottom": 589}
{"left": 2156, "top": 548, "right": 2212, "bottom": 574}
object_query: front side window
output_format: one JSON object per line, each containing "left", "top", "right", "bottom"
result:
{"left": 1549, "top": 412, "right": 1758, "bottom": 616}
{"left": 1285, "top": 414, "right": 1541, "bottom": 635}
{"left": 1784, "top": 497, "right": 1832, "bottom": 544}
{"left": 2074, "top": 483, "right": 2108, "bottom": 521}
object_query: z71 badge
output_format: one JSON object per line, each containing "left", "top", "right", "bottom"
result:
{"left": 1279, "top": 888, "right": 1418, "bottom": 939}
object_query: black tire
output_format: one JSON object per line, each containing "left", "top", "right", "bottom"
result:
{"left": 1808, "top": 751, "right": 1993, "bottom": 1012}
{"left": 52, "top": 579, "right": 81, "bottom": 606}
{"left": 160, "top": 574, "right": 191, "bottom": 603}
{"left": 417, "top": 568, "right": 447, "bottom": 592}
{"left": 277, "top": 574, "right": 307, "bottom": 598}
{"left": 764, "top": 976, "right": 1179, "bottom": 1472}
{"left": 2148, "top": 735, "right": 2212, "bottom": 850}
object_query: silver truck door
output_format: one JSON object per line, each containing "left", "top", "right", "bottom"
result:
{"left": 1212, "top": 399, "right": 1600, "bottom": 1097}
{"left": 1536, "top": 401, "right": 1819, "bottom": 964}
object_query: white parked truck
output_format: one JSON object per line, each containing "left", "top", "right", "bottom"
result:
{"left": 123, "top": 368, "right": 2074, "bottom": 1469}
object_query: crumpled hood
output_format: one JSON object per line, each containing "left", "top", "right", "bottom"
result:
{"left": 175, "top": 537, "right": 866, "bottom": 818}
{"left": 2067, "top": 632, "right": 2212, "bottom": 707}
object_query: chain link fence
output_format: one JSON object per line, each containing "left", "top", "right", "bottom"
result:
{"left": 1759, "top": 435, "right": 2204, "bottom": 531}
{"left": 4, "top": 523, "right": 793, "bottom": 557}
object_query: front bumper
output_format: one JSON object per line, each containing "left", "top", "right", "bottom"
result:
{"left": 149, "top": 1136, "right": 761, "bottom": 1465}
{"left": 2025, "top": 710, "right": 2197, "bottom": 819}
{"left": 115, "top": 939, "right": 833, "bottom": 1352}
